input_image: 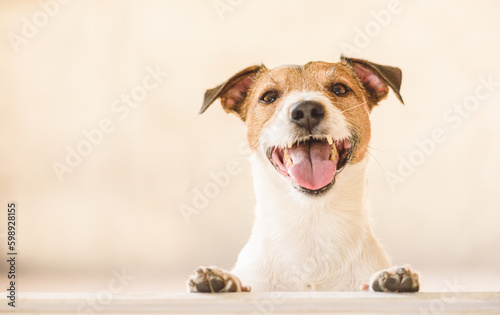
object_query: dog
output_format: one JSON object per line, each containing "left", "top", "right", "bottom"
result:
{"left": 188, "top": 56, "right": 419, "bottom": 293}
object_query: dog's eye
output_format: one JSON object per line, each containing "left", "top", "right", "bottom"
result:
{"left": 331, "top": 83, "right": 350, "bottom": 96}
{"left": 260, "top": 91, "right": 279, "bottom": 104}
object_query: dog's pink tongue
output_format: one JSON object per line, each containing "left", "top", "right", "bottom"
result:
{"left": 287, "top": 142, "right": 336, "bottom": 190}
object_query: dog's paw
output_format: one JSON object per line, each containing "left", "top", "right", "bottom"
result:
{"left": 369, "top": 265, "right": 420, "bottom": 293}
{"left": 187, "top": 266, "right": 251, "bottom": 293}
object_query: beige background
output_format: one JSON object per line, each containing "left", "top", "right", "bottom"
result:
{"left": 1, "top": 0, "right": 499, "bottom": 293}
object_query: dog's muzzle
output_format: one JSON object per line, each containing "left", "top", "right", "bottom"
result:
{"left": 266, "top": 100, "right": 353, "bottom": 195}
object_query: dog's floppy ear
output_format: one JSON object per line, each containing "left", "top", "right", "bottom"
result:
{"left": 199, "top": 65, "right": 264, "bottom": 121}
{"left": 343, "top": 56, "right": 404, "bottom": 108}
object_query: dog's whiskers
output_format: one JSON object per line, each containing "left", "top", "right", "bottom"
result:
{"left": 341, "top": 102, "right": 366, "bottom": 113}
{"left": 366, "top": 148, "right": 387, "bottom": 177}
{"left": 367, "top": 145, "right": 397, "bottom": 153}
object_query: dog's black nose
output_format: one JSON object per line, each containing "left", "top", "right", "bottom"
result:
{"left": 289, "top": 101, "right": 325, "bottom": 131}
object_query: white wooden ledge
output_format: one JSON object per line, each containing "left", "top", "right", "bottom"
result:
{"left": 1, "top": 292, "right": 500, "bottom": 314}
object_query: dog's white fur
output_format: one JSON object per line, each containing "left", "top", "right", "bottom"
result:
{"left": 231, "top": 90, "right": 390, "bottom": 291}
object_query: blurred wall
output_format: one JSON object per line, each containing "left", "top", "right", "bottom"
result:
{"left": 1, "top": 0, "right": 499, "bottom": 292}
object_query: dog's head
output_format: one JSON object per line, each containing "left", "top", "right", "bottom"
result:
{"left": 200, "top": 57, "right": 403, "bottom": 196}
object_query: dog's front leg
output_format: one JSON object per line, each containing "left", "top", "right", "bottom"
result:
{"left": 365, "top": 265, "right": 420, "bottom": 292}
{"left": 188, "top": 266, "right": 251, "bottom": 293}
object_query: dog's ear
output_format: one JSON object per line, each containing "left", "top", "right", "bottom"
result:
{"left": 343, "top": 57, "right": 404, "bottom": 108}
{"left": 199, "top": 65, "right": 264, "bottom": 121}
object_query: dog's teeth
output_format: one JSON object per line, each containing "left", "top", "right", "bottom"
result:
{"left": 326, "top": 135, "right": 333, "bottom": 145}
{"left": 288, "top": 141, "right": 294, "bottom": 148}
{"left": 284, "top": 148, "right": 293, "bottom": 167}
{"left": 330, "top": 145, "right": 338, "bottom": 161}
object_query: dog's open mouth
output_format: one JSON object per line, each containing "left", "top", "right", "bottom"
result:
{"left": 267, "top": 136, "right": 352, "bottom": 195}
